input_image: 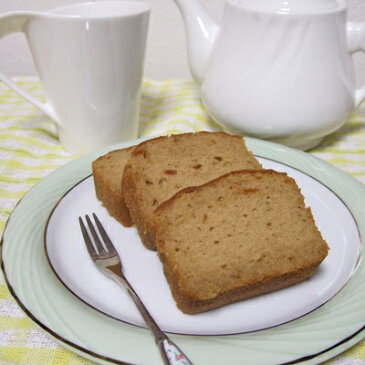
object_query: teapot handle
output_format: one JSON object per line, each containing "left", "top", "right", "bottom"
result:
{"left": 0, "top": 12, "right": 60, "bottom": 123}
{"left": 347, "top": 22, "right": 365, "bottom": 107}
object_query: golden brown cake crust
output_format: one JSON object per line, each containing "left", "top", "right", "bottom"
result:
{"left": 122, "top": 132, "right": 262, "bottom": 250}
{"left": 92, "top": 147, "right": 134, "bottom": 227}
{"left": 122, "top": 163, "right": 157, "bottom": 244}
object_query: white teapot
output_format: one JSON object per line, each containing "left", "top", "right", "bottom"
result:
{"left": 174, "top": 0, "right": 365, "bottom": 149}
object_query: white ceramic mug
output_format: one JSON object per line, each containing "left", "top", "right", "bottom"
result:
{"left": 0, "top": 1, "right": 150, "bottom": 154}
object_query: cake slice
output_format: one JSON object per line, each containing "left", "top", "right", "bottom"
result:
{"left": 154, "top": 169, "right": 329, "bottom": 314}
{"left": 122, "top": 132, "right": 262, "bottom": 250}
{"left": 92, "top": 147, "right": 134, "bottom": 226}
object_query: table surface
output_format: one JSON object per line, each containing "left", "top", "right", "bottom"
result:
{"left": 1, "top": 77, "right": 365, "bottom": 365}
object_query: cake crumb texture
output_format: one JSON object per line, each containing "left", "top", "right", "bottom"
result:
{"left": 122, "top": 132, "right": 262, "bottom": 250}
{"left": 154, "top": 169, "right": 329, "bottom": 314}
{"left": 92, "top": 147, "right": 134, "bottom": 226}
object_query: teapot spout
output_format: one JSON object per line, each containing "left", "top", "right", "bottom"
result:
{"left": 174, "top": 0, "right": 219, "bottom": 84}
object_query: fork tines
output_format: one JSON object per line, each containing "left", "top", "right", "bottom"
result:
{"left": 79, "top": 213, "right": 117, "bottom": 257}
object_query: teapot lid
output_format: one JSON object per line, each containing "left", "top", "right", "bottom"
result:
{"left": 233, "top": 0, "right": 341, "bottom": 13}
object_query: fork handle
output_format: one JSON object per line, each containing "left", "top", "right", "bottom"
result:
{"left": 158, "top": 338, "right": 193, "bottom": 365}
{"left": 110, "top": 273, "right": 193, "bottom": 365}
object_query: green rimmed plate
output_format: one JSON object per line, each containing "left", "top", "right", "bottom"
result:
{"left": 2, "top": 137, "right": 365, "bottom": 364}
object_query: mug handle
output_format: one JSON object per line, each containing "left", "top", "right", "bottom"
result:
{"left": 347, "top": 22, "right": 365, "bottom": 107}
{"left": 0, "top": 12, "right": 60, "bottom": 123}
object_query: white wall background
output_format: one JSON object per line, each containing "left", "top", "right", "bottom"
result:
{"left": 0, "top": 0, "right": 365, "bottom": 83}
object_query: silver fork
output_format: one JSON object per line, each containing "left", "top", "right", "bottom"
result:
{"left": 79, "top": 213, "right": 193, "bottom": 365}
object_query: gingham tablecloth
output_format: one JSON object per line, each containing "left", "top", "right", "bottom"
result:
{"left": 0, "top": 77, "right": 365, "bottom": 365}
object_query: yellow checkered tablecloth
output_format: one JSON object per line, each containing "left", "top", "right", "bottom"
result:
{"left": 0, "top": 77, "right": 365, "bottom": 365}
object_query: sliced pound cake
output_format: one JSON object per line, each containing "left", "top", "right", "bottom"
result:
{"left": 122, "top": 132, "right": 262, "bottom": 250}
{"left": 154, "top": 169, "right": 329, "bottom": 314}
{"left": 92, "top": 147, "right": 134, "bottom": 226}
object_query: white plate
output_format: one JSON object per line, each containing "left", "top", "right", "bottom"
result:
{"left": 3, "top": 137, "right": 365, "bottom": 365}
{"left": 45, "top": 157, "right": 360, "bottom": 335}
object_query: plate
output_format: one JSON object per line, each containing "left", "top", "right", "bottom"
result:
{"left": 2, "top": 137, "right": 365, "bottom": 365}
{"left": 45, "top": 158, "right": 360, "bottom": 336}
